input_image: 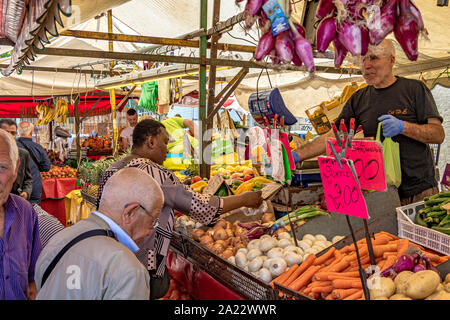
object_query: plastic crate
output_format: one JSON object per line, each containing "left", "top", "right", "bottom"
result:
{"left": 183, "top": 236, "right": 276, "bottom": 300}
{"left": 396, "top": 201, "right": 450, "bottom": 256}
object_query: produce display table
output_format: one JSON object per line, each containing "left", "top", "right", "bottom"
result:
{"left": 87, "top": 154, "right": 112, "bottom": 161}
{"left": 166, "top": 250, "right": 244, "bottom": 300}
{"left": 40, "top": 177, "right": 80, "bottom": 226}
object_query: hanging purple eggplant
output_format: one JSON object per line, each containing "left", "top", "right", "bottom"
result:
{"left": 368, "top": 0, "right": 398, "bottom": 46}
{"left": 332, "top": 37, "right": 348, "bottom": 67}
{"left": 316, "top": 0, "right": 336, "bottom": 19}
{"left": 275, "top": 31, "right": 295, "bottom": 63}
{"left": 394, "top": 0, "right": 419, "bottom": 61}
{"left": 316, "top": 16, "right": 337, "bottom": 52}
{"left": 255, "top": 30, "right": 275, "bottom": 61}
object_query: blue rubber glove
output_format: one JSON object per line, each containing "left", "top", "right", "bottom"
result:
{"left": 378, "top": 114, "right": 404, "bottom": 137}
{"left": 292, "top": 151, "right": 301, "bottom": 164}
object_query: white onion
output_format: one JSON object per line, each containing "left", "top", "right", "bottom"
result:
{"left": 302, "top": 238, "right": 314, "bottom": 247}
{"left": 278, "top": 238, "right": 292, "bottom": 248}
{"left": 267, "top": 247, "right": 284, "bottom": 259}
{"left": 283, "top": 251, "right": 303, "bottom": 267}
{"left": 259, "top": 268, "right": 272, "bottom": 282}
{"left": 248, "top": 256, "right": 264, "bottom": 272}
{"left": 263, "top": 258, "right": 272, "bottom": 269}
{"left": 315, "top": 234, "right": 327, "bottom": 242}
{"left": 247, "top": 239, "right": 261, "bottom": 251}
{"left": 268, "top": 258, "right": 287, "bottom": 277}
{"left": 332, "top": 235, "right": 345, "bottom": 243}
{"left": 260, "top": 234, "right": 272, "bottom": 241}
{"left": 298, "top": 241, "right": 311, "bottom": 251}
{"left": 247, "top": 248, "right": 263, "bottom": 261}
{"left": 302, "top": 234, "right": 316, "bottom": 242}
{"left": 236, "top": 248, "right": 248, "bottom": 256}
{"left": 227, "top": 256, "right": 236, "bottom": 265}
{"left": 284, "top": 245, "right": 304, "bottom": 256}
{"left": 277, "top": 232, "right": 291, "bottom": 240}
{"left": 259, "top": 237, "right": 278, "bottom": 252}
{"left": 235, "top": 252, "right": 247, "bottom": 268}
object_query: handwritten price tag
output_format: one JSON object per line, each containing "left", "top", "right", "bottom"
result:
{"left": 326, "top": 139, "right": 386, "bottom": 191}
{"left": 318, "top": 156, "right": 370, "bottom": 219}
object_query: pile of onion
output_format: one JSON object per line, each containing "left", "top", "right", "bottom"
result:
{"left": 314, "top": 0, "right": 426, "bottom": 66}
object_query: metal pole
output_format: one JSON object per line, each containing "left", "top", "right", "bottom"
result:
{"left": 199, "top": 0, "right": 208, "bottom": 178}
{"left": 107, "top": 10, "right": 119, "bottom": 155}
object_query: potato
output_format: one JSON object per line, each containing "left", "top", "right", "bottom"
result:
{"left": 445, "top": 274, "right": 450, "bottom": 284}
{"left": 394, "top": 271, "right": 414, "bottom": 294}
{"left": 374, "top": 296, "right": 389, "bottom": 300}
{"left": 369, "top": 276, "right": 396, "bottom": 299}
{"left": 405, "top": 270, "right": 441, "bottom": 300}
{"left": 425, "top": 290, "right": 450, "bottom": 300}
{"left": 389, "top": 293, "right": 412, "bottom": 300}
{"left": 445, "top": 282, "right": 450, "bottom": 293}
{"left": 436, "top": 283, "right": 444, "bottom": 292}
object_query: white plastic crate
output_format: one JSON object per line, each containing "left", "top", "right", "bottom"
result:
{"left": 396, "top": 201, "right": 450, "bottom": 256}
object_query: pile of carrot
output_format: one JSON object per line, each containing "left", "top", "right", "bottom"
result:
{"left": 270, "top": 231, "right": 450, "bottom": 300}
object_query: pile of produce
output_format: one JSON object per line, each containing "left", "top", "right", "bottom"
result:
{"left": 414, "top": 191, "right": 450, "bottom": 235}
{"left": 241, "top": 0, "right": 427, "bottom": 70}
{"left": 227, "top": 232, "right": 342, "bottom": 283}
{"left": 370, "top": 251, "right": 450, "bottom": 300}
{"left": 270, "top": 232, "right": 449, "bottom": 300}
{"left": 82, "top": 136, "right": 113, "bottom": 153}
{"left": 271, "top": 205, "right": 330, "bottom": 233}
{"left": 232, "top": 176, "right": 274, "bottom": 194}
{"left": 41, "top": 164, "right": 77, "bottom": 179}
{"left": 45, "top": 149, "right": 64, "bottom": 166}
{"left": 158, "top": 276, "right": 193, "bottom": 300}
{"left": 315, "top": 0, "right": 427, "bottom": 65}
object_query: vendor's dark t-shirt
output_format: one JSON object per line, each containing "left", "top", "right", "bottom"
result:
{"left": 335, "top": 76, "right": 443, "bottom": 198}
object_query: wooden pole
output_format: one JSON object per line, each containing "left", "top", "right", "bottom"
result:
{"left": 107, "top": 10, "right": 119, "bottom": 155}
{"left": 198, "top": 0, "right": 208, "bottom": 178}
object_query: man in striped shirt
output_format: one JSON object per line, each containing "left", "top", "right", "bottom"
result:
{"left": 0, "top": 129, "right": 42, "bottom": 300}
{"left": 32, "top": 204, "right": 64, "bottom": 248}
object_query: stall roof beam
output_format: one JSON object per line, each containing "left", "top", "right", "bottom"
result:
{"left": 394, "top": 56, "right": 450, "bottom": 76}
{"left": 59, "top": 30, "right": 256, "bottom": 53}
{"left": 34, "top": 47, "right": 362, "bottom": 74}
{"left": 0, "top": 64, "right": 111, "bottom": 75}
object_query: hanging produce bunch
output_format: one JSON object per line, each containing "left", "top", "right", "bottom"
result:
{"left": 237, "top": 0, "right": 316, "bottom": 72}
{"left": 34, "top": 98, "right": 69, "bottom": 126}
{"left": 315, "top": 0, "right": 427, "bottom": 67}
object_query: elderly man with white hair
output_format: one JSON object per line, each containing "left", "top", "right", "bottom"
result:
{"left": 34, "top": 167, "right": 164, "bottom": 300}
{"left": 0, "top": 128, "right": 42, "bottom": 300}
{"left": 17, "top": 121, "right": 51, "bottom": 205}
{"left": 294, "top": 39, "right": 445, "bottom": 205}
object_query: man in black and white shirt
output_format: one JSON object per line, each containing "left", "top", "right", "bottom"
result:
{"left": 32, "top": 204, "right": 64, "bottom": 248}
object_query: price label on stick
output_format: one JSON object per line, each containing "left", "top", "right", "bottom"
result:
{"left": 202, "top": 174, "right": 224, "bottom": 196}
{"left": 318, "top": 156, "right": 370, "bottom": 219}
{"left": 326, "top": 138, "right": 387, "bottom": 191}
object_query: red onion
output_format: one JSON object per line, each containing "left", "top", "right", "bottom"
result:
{"left": 292, "top": 52, "right": 303, "bottom": 66}
{"left": 412, "top": 264, "right": 426, "bottom": 273}
{"left": 316, "top": 0, "right": 335, "bottom": 19}
{"left": 238, "top": 221, "right": 262, "bottom": 230}
{"left": 289, "top": 23, "right": 306, "bottom": 40}
{"left": 293, "top": 34, "right": 315, "bottom": 72}
{"left": 407, "top": 0, "right": 425, "bottom": 31}
{"left": 332, "top": 37, "right": 348, "bottom": 67}
{"left": 316, "top": 16, "right": 337, "bottom": 52}
{"left": 245, "top": 0, "right": 263, "bottom": 16}
{"left": 275, "top": 31, "right": 294, "bottom": 63}
{"left": 368, "top": 0, "right": 397, "bottom": 45}
{"left": 255, "top": 31, "right": 275, "bottom": 61}
{"left": 394, "top": 0, "right": 419, "bottom": 61}
{"left": 392, "top": 254, "right": 415, "bottom": 273}
{"left": 337, "top": 20, "right": 366, "bottom": 56}
{"left": 258, "top": 10, "right": 271, "bottom": 33}
{"left": 269, "top": 49, "right": 280, "bottom": 65}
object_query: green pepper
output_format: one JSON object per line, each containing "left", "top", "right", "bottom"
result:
{"left": 414, "top": 212, "right": 428, "bottom": 228}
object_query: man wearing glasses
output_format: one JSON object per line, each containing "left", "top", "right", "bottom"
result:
{"left": 293, "top": 39, "right": 444, "bottom": 205}
{"left": 34, "top": 167, "right": 164, "bottom": 300}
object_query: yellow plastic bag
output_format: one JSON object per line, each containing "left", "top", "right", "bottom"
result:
{"left": 376, "top": 122, "right": 402, "bottom": 188}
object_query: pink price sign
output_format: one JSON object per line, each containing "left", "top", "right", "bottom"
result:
{"left": 318, "top": 156, "right": 370, "bottom": 219}
{"left": 326, "top": 138, "right": 386, "bottom": 191}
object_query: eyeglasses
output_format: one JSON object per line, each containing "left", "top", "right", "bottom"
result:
{"left": 124, "top": 203, "right": 159, "bottom": 228}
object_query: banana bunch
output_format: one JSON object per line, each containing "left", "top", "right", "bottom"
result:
{"left": 55, "top": 98, "right": 69, "bottom": 124}
{"left": 34, "top": 103, "right": 52, "bottom": 126}
{"left": 321, "top": 82, "right": 368, "bottom": 111}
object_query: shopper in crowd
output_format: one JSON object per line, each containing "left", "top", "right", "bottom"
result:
{"left": 0, "top": 128, "right": 42, "bottom": 300}
{"left": 35, "top": 167, "right": 163, "bottom": 300}
{"left": 120, "top": 108, "right": 138, "bottom": 150}
{"left": 17, "top": 122, "right": 51, "bottom": 205}
{"left": 0, "top": 119, "right": 33, "bottom": 201}
{"left": 293, "top": 39, "right": 445, "bottom": 205}
{"left": 95, "top": 118, "right": 263, "bottom": 299}
{"left": 32, "top": 204, "right": 64, "bottom": 248}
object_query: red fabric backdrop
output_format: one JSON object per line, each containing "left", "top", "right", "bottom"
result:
{"left": 0, "top": 90, "right": 131, "bottom": 118}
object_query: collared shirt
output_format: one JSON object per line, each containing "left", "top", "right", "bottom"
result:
{"left": 17, "top": 137, "right": 51, "bottom": 204}
{"left": 0, "top": 194, "right": 42, "bottom": 300}
{"left": 32, "top": 204, "right": 64, "bottom": 248}
{"left": 91, "top": 211, "right": 139, "bottom": 253}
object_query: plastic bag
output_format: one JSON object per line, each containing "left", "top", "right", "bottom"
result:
{"left": 376, "top": 122, "right": 402, "bottom": 188}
